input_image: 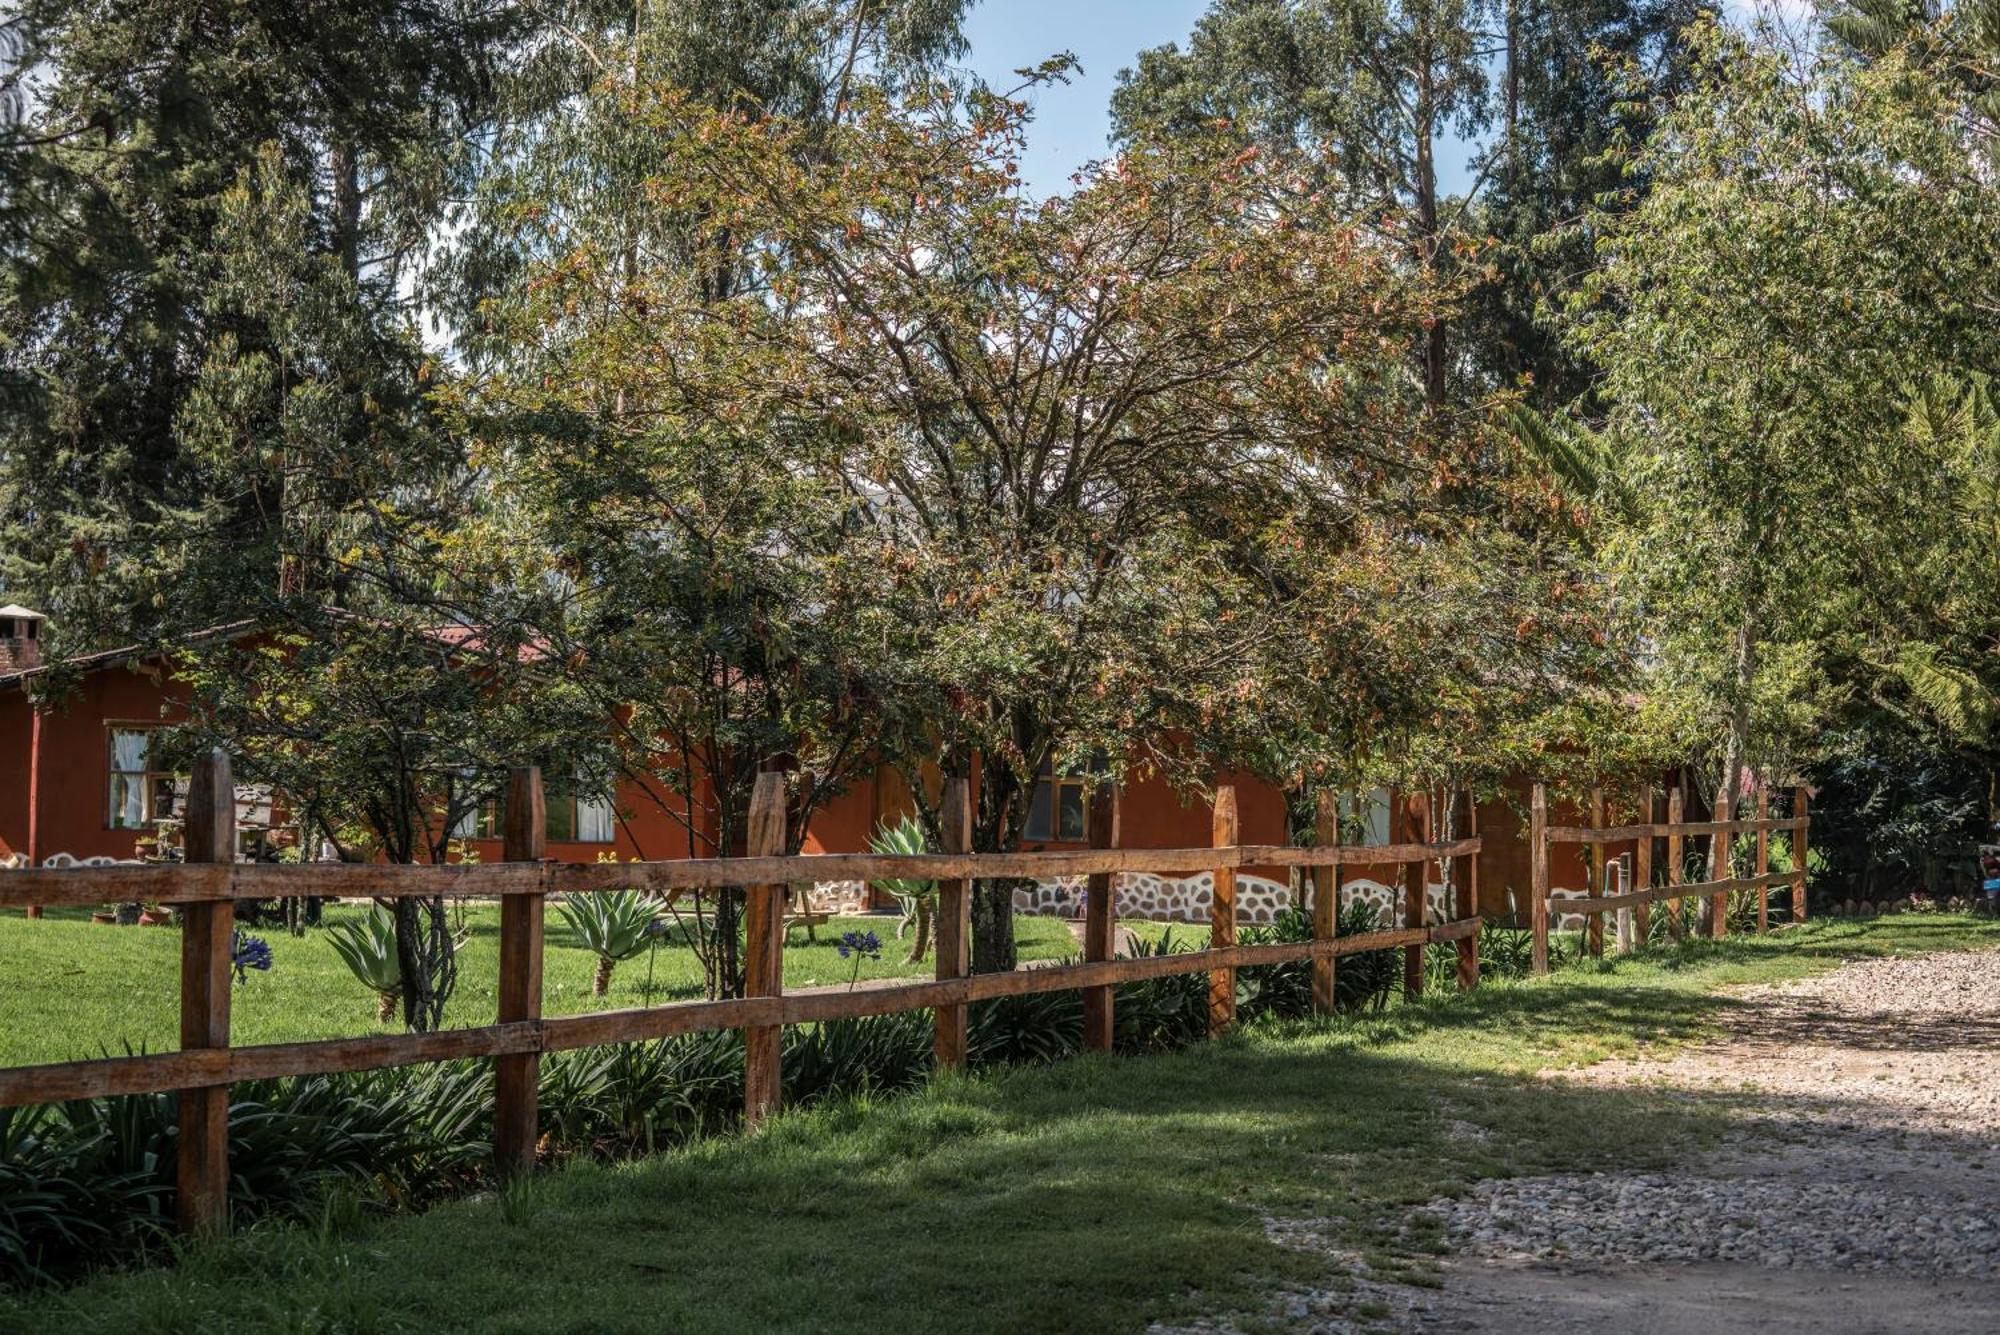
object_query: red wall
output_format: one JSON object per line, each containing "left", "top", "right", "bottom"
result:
{"left": 0, "top": 660, "right": 192, "bottom": 863}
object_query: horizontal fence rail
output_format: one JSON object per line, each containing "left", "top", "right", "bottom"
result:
{"left": 0, "top": 840, "right": 1485, "bottom": 910}
{"left": 1530, "top": 780, "right": 1809, "bottom": 973}
{"left": 1, "top": 761, "right": 1486, "bottom": 1236}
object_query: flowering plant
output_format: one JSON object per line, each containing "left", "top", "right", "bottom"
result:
{"left": 231, "top": 930, "right": 274, "bottom": 985}
{"left": 836, "top": 929, "right": 882, "bottom": 989}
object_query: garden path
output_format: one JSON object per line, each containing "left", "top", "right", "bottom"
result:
{"left": 1178, "top": 944, "right": 2000, "bottom": 1334}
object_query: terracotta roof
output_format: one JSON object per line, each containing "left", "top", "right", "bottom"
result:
{"left": 0, "top": 619, "right": 259, "bottom": 691}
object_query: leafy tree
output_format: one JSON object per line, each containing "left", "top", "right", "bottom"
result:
{"left": 1566, "top": 17, "right": 2000, "bottom": 833}
{"left": 0, "top": 0, "right": 507, "bottom": 647}
{"left": 1111, "top": 0, "right": 1709, "bottom": 407}
{"left": 454, "top": 5, "right": 975, "bottom": 999}
{"left": 532, "top": 77, "right": 1453, "bottom": 970}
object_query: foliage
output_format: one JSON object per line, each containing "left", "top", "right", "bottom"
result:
{"left": 556, "top": 892, "right": 666, "bottom": 997}
{"left": 1567, "top": 16, "right": 2000, "bottom": 814}
{"left": 870, "top": 818, "right": 937, "bottom": 964}
{"left": 325, "top": 910, "right": 405, "bottom": 1023}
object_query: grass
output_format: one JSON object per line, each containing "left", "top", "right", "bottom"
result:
{"left": 5, "top": 913, "right": 1994, "bottom": 1332}
{"left": 0, "top": 905, "right": 1201, "bottom": 1070}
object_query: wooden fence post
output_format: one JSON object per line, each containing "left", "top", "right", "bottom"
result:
{"left": 743, "top": 772, "right": 788, "bottom": 1125}
{"left": 1666, "top": 784, "right": 1685, "bottom": 942}
{"left": 1311, "top": 790, "right": 1340, "bottom": 1014}
{"left": 1586, "top": 786, "right": 1605, "bottom": 959}
{"left": 1708, "top": 780, "right": 1732, "bottom": 939}
{"left": 1208, "top": 786, "right": 1239, "bottom": 1036}
{"left": 495, "top": 766, "right": 546, "bottom": 1179}
{"left": 1793, "top": 786, "right": 1810, "bottom": 924}
{"left": 1457, "top": 788, "right": 1479, "bottom": 991}
{"left": 932, "top": 777, "right": 973, "bottom": 1071}
{"left": 1402, "top": 794, "right": 1426, "bottom": 1001}
{"left": 177, "top": 748, "right": 234, "bottom": 1236}
{"left": 1530, "top": 782, "right": 1549, "bottom": 975}
{"left": 1755, "top": 784, "right": 1771, "bottom": 934}
{"left": 1082, "top": 781, "right": 1119, "bottom": 1053}
{"left": 1633, "top": 787, "right": 1653, "bottom": 948}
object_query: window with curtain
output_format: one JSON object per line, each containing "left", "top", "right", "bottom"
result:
{"left": 107, "top": 727, "right": 178, "bottom": 829}
{"left": 1024, "top": 753, "right": 1106, "bottom": 842}
{"left": 460, "top": 777, "right": 616, "bottom": 844}
{"left": 1342, "top": 788, "right": 1392, "bottom": 847}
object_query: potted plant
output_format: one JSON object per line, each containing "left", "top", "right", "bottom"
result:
{"left": 90, "top": 904, "right": 117, "bottom": 925}
{"left": 138, "top": 901, "right": 173, "bottom": 926}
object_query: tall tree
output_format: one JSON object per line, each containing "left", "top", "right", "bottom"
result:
{"left": 1567, "top": 17, "right": 2000, "bottom": 835}
{"left": 1111, "top": 0, "right": 1710, "bottom": 407}
{"left": 504, "top": 76, "right": 1455, "bottom": 970}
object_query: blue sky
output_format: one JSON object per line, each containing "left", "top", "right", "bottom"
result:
{"left": 959, "top": 0, "right": 1489, "bottom": 198}
{"left": 960, "top": 0, "right": 1214, "bottom": 196}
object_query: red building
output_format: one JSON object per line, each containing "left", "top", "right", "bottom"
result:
{"left": 0, "top": 607, "right": 1609, "bottom": 922}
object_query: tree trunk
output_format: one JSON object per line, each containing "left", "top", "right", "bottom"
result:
{"left": 903, "top": 897, "right": 932, "bottom": 965}
{"left": 1415, "top": 16, "right": 1446, "bottom": 409}
{"left": 593, "top": 955, "right": 614, "bottom": 997}
{"left": 969, "top": 753, "right": 1030, "bottom": 974}
{"left": 970, "top": 879, "right": 1017, "bottom": 974}
{"left": 391, "top": 894, "right": 455, "bottom": 1032}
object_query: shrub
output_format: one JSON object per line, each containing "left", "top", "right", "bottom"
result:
{"left": 555, "top": 891, "right": 664, "bottom": 996}
{"left": 325, "top": 909, "right": 404, "bottom": 1021}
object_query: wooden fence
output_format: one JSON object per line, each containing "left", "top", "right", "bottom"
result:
{"left": 1528, "top": 780, "right": 1809, "bottom": 973}
{"left": 0, "top": 754, "right": 1485, "bottom": 1236}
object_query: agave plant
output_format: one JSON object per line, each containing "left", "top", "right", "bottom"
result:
{"left": 556, "top": 890, "right": 662, "bottom": 996}
{"left": 868, "top": 816, "right": 936, "bottom": 963}
{"left": 326, "top": 910, "right": 404, "bottom": 1022}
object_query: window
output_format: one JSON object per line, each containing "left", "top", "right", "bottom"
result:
{"left": 455, "top": 778, "right": 616, "bottom": 844}
{"left": 1024, "top": 754, "right": 1106, "bottom": 842}
{"left": 1342, "top": 788, "right": 1392, "bottom": 848}
{"left": 107, "top": 727, "right": 180, "bottom": 829}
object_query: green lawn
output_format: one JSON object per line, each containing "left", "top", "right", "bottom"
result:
{"left": 0, "top": 905, "right": 1200, "bottom": 1070}
{"left": 8, "top": 914, "right": 1995, "bottom": 1334}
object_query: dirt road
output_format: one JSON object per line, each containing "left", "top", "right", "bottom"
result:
{"left": 1409, "top": 947, "right": 2000, "bottom": 1333}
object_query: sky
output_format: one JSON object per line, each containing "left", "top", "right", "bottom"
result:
{"left": 960, "top": 0, "right": 1213, "bottom": 197}
{"left": 959, "top": 0, "right": 1495, "bottom": 199}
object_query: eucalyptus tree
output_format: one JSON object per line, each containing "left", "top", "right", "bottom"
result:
{"left": 1568, "top": 17, "right": 2000, "bottom": 828}
{"left": 1111, "top": 0, "right": 1710, "bottom": 408}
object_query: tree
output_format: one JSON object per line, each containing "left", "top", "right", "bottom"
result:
{"left": 1566, "top": 17, "right": 2000, "bottom": 837}
{"left": 506, "top": 72, "right": 1457, "bottom": 970}
{"left": 449, "top": 4, "right": 976, "bottom": 1001}
{"left": 1111, "top": 0, "right": 1711, "bottom": 408}
{"left": 0, "top": 1, "right": 507, "bottom": 647}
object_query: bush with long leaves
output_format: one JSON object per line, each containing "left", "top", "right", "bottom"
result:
{"left": 556, "top": 890, "right": 663, "bottom": 996}
{"left": 325, "top": 909, "right": 404, "bottom": 1021}
{"left": 868, "top": 816, "right": 937, "bottom": 964}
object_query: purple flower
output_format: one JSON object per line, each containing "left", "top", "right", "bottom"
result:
{"left": 231, "top": 930, "right": 273, "bottom": 985}
{"left": 835, "top": 930, "right": 882, "bottom": 962}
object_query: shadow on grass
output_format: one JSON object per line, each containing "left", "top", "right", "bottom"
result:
{"left": 9, "top": 917, "right": 1996, "bottom": 1335}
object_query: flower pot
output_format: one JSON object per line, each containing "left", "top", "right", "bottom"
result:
{"left": 90, "top": 911, "right": 117, "bottom": 925}
{"left": 138, "top": 909, "right": 171, "bottom": 926}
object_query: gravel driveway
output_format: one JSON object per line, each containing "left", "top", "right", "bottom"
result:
{"left": 1411, "top": 947, "right": 2000, "bottom": 1333}
{"left": 1162, "top": 946, "right": 2000, "bottom": 1334}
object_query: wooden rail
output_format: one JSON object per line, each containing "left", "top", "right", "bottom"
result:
{"left": 0, "top": 769, "right": 1486, "bottom": 1236}
{"left": 1529, "top": 779, "right": 1809, "bottom": 974}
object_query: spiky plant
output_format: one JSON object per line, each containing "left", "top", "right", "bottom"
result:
{"left": 556, "top": 891, "right": 662, "bottom": 996}
{"left": 868, "top": 816, "right": 936, "bottom": 963}
{"left": 325, "top": 911, "right": 403, "bottom": 1022}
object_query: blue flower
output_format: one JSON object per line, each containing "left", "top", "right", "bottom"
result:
{"left": 835, "top": 929, "right": 883, "bottom": 962}
{"left": 231, "top": 930, "right": 273, "bottom": 985}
